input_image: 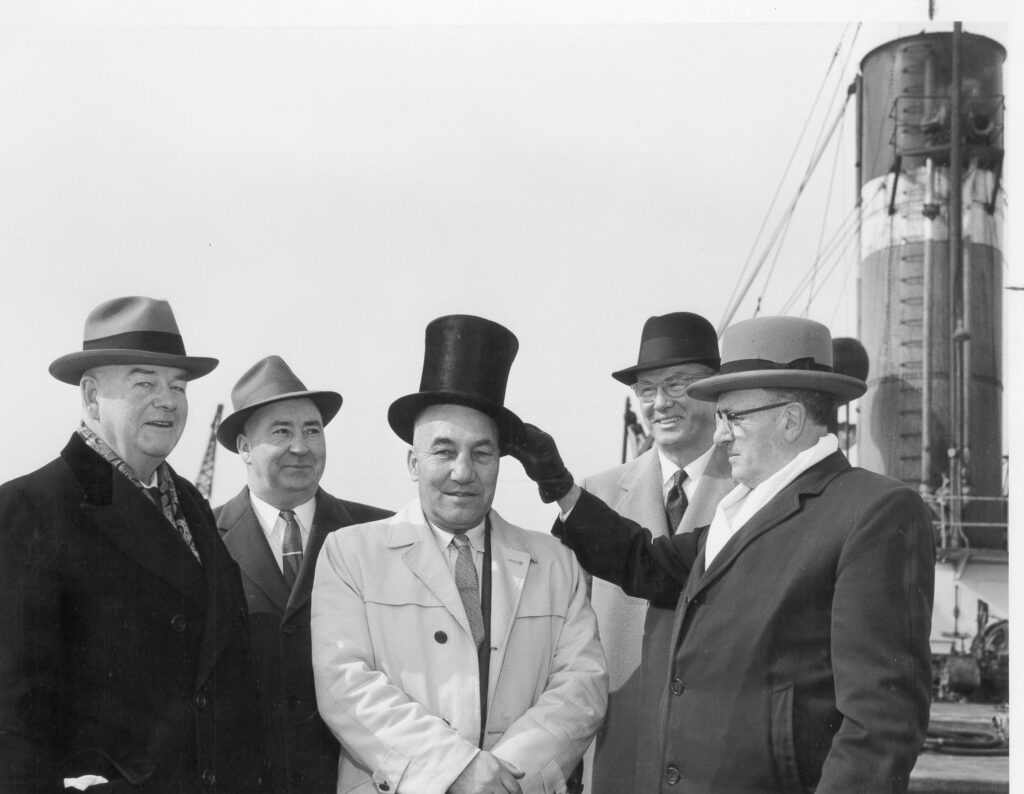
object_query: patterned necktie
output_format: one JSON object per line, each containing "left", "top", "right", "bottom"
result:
{"left": 453, "top": 533, "right": 485, "bottom": 648}
{"left": 665, "top": 469, "right": 689, "bottom": 534}
{"left": 279, "top": 510, "right": 303, "bottom": 589}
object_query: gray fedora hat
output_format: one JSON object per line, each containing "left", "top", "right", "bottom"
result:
{"left": 49, "top": 296, "right": 218, "bottom": 385}
{"left": 686, "top": 316, "right": 867, "bottom": 404}
{"left": 217, "top": 355, "right": 343, "bottom": 453}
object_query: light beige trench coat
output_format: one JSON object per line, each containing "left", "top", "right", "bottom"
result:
{"left": 312, "top": 500, "right": 608, "bottom": 794}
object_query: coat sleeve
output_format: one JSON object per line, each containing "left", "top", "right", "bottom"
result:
{"left": 816, "top": 485, "right": 935, "bottom": 793}
{"left": 489, "top": 552, "right": 608, "bottom": 793}
{"left": 0, "top": 483, "right": 64, "bottom": 793}
{"left": 552, "top": 488, "right": 701, "bottom": 608}
{"left": 311, "top": 535, "right": 479, "bottom": 794}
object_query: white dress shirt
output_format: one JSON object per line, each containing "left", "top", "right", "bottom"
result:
{"left": 703, "top": 434, "right": 840, "bottom": 566}
{"left": 658, "top": 445, "right": 716, "bottom": 505}
{"left": 249, "top": 493, "right": 316, "bottom": 573}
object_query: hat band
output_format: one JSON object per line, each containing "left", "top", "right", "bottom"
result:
{"left": 719, "top": 356, "right": 834, "bottom": 375}
{"left": 83, "top": 330, "right": 187, "bottom": 356}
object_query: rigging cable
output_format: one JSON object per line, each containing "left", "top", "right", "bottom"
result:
{"left": 718, "top": 24, "right": 856, "bottom": 331}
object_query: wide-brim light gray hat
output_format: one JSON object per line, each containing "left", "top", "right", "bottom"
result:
{"left": 49, "top": 296, "right": 218, "bottom": 385}
{"left": 217, "top": 355, "right": 343, "bottom": 453}
{"left": 686, "top": 316, "right": 867, "bottom": 404}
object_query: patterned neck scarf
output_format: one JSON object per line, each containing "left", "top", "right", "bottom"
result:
{"left": 77, "top": 424, "right": 201, "bottom": 563}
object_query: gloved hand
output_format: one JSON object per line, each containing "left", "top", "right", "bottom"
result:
{"left": 507, "top": 423, "right": 575, "bottom": 503}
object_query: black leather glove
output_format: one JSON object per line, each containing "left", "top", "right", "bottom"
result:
{"left": 507, "top": 423, "right": 575, "bottom": 503}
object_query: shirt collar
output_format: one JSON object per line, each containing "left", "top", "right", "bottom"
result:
{"left": 658, "top": 444, "right": 716, "bottom": 489}
{"left": 428, "top": 516, "right": 487, "bottom": 555}
{"left": 249, "top": 491, "right": 317, "bottom": 535}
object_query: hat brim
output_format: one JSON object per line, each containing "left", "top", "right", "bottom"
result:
{"left": 387, "top": 391, "right": 524, "bottom": 455}
{"left": 686, "top": 371, "right": 867, "bottom": 404}
{"left": 49, "top": 350, "right": 219, "bottom": 385}
{"left": 611, "top": 356, "right": 721, "bottom": 386}
{"left": 217, "top": 390, "right": 344, "bottom": 453}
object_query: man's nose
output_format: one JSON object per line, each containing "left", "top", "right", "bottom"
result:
{"left": 289, "top": 435, "right": 310, "bottom": 454}
{"left": 712, "top": 419, "right": 733, "bottom": 446}
{"left": 152, "top": 383, "right": 177, "bottom": 410}
{"left": 651, "top": 384, "right": 675, "bottom": 411}
{"left": 450, "top": 453, "right": 476, "bottom": 482}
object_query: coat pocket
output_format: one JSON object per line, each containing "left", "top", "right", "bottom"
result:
{"left": 770, "top": 683, "right": 805, "bottom": 794}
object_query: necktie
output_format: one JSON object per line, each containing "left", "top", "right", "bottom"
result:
{"left": 453, "top": 534, "right": 485, "bottom": 648}
{"left": 665, "top": 469, "right": 689, "bottom": 534}
{"left": 279, "top": 510, "right": 303, "bottom": 589}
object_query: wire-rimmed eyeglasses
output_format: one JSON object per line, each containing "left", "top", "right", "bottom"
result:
{"left": 630, "top": 375, "right": 707, "bottom": 405}
{"left": 714, "top": 401, "right": 793, "bottom": 433}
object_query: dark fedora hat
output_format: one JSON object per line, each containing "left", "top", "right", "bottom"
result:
{"left": 49, "top": 296, "right": 218, "bottom": 385}
{"left": 611, "top": 312, "right": 720, "bottom": 385}
{"left": 388, "top": 314, "right": 524, "bottom": 454}
{"left": 687, "top": 316, "right": 867, "bottom": 404}
{"left": 217, "top": 355, "right": 343, "bottom": 453}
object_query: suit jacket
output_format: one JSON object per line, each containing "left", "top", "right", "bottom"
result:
{"left": 554, "top": 451, "right": 934, "bottom": 794}
{"left": 0, "top": 433, "right": 264, "bottom": 793}
{"left": 311, "top": 499, "right": 608, "bottom": 794}
{"left": 215, "top": 487, "right": 392, "bottom": 794}
{"left": 579, "top": 446, "right": 732, "bottom": 794}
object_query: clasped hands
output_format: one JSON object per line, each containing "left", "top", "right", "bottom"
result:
{"left": 448, "top": 750, "right": 524, "bottom": 794}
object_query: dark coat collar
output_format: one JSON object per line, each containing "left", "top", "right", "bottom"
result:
{"left": 219, "top": 486, "right": 355, "bottom": 618}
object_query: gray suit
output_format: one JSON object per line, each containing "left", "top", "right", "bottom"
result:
{"left": 581, "top": 445, "right": 732, "bottom": 794}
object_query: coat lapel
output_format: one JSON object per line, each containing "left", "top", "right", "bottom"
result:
{"left": 487, "top": 512, "right": 533, "bottom": 705}
{"left": 392, "top": 505, "right": 478, "bottom": 645}
{"left": 615, "top": 450, "right": 671, "bottom": 538}
{"left": 219, "top": 488, "right": 291, "bottom": 614}
{"left": 285, "top": 490, "right": 356, "bottom": 618}
{"left": 64, "top": 434, "right": 207, "bottom": 610}
{"left": 690, "top": 452, "right": 851, "bottom": 599}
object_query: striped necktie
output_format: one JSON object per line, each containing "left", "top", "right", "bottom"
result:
{"left": 665, "top": 469, "right": 689, "bottom": 534}
{"left": 453, "top": 533, "right": 485, "bottom": 648}
{"left": 279, "top": 510, "right": 303, "bottom": 589}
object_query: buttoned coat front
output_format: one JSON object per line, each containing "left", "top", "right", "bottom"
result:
{"left": 215, "top": 487, "right": 392, "bottom": 794}
{"left": 555, "top": 452, "right": 934, "bottom": 794}
{"left": 580, "top": 445, "right": 732, "bottom": 794}
{"left": 0, "top": 433, "right": 264, "bottom": 793}
{"left": 311, "top": 500, "right": 608, "bottom": 794}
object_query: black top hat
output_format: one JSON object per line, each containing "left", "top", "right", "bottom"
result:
{"left": 217, "top": 355, "right": 344, "bottom": 453}
{"left": 611, "top": 312, "right": 720, "bottom": 385}
{"left": 388, "top": 315, "right": 524, "bottom": 454}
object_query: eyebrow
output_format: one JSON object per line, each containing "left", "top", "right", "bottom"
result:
{"left": 127, "top": 367, "right": 188, "bottom": 380}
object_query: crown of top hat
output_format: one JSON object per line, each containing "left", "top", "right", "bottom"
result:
{"left": 388, "top": 314, "right": 523, "bottom": 453}
{"left": 686, "top": 316, "right": 867, "bottom": 403}
{"left": 217, "top": 355, "right": 343, "bottom": 453}
{"left": 611, "top": 312, "right": 720, "bottom": 385}
{"left": 49, "top": 296, "right": 218, "bottom": 384}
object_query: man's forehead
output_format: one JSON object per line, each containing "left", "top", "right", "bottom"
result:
{"left": 636, "top": 362, "right": 714, "bottom": 383}
{"left": 717, "top": 388, "right": 773, "bottom": 409}
{"left": 250, "top": 397, "right": 324, "bottom": 427}
{"left": 414, "top": 404, "right": 498, "bottom": 443}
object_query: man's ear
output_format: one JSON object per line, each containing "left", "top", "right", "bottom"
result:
{"left": 782, "top": 402, "right": 807, "bottom": 441}
{"left": 237, "top": 435, "right": 252, "bottom": 463}
{"left": 81, "top": 376, "right": 100, "bottom": 421}
{"left": 407, "top": 448, "right": 419, "bottom": 482}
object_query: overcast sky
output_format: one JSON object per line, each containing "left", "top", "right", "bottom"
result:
{"left": 0, "top": 4, "right": 1015, "bottom": 536}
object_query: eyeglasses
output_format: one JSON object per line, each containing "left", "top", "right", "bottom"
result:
{"left": 630, "top": 375, "right": 707, "bottom": 404}
{"left": 714, "top": 401, "right": 793, "bottom": 433}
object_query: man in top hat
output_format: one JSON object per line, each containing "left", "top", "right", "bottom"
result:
{"left": 576, "top": 312, "right": 733, "bottom": 794}
{"left": 510, "top": 316, "right": 934, "bottom": 794}
{"left": 0, "top": 296, "right": 265, "bottom": 792}
{"left": 311, "top": 315, "right": 607, "bottom": 794}
{"left": 214, "top": 355, "right": 392, "bottom": 794}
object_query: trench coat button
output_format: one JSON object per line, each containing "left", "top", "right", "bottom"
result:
{"left": 287, "top": 695, "right": 301, "bottom": 710}
{"left": 670, "top": 678, "right": 685, "bottom": 696}
{"left": 283, "top": 623, "right": 297, "bottom": 636}
{"left": 194, "top": 692, "right": 208, "bottom": 709}
{"left": 434, "top": 631, "right": 447, "bottom": 644}
{"left": 664, "top": 765, "right": 680, "bottom": 786}
{"left": 201, "top": 769, "right": 216, "bottom": 786}
{"left": 377, "top": 782, "right": 390, "bottom": 792}
{"left": 170, "top": 615, "right": 187, "bottom": 633}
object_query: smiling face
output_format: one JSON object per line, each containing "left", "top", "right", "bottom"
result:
{"left": 82, "top": 364, "right": 189, "bottom": 481}
{"left": 636, "top": 363, "right": 717, "bottom": 465}
{"left": 408, "top": 403, "right": 500, "bottom": 534}
{"left": 237, "top": 397, "right": 326, "bottom": 510}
